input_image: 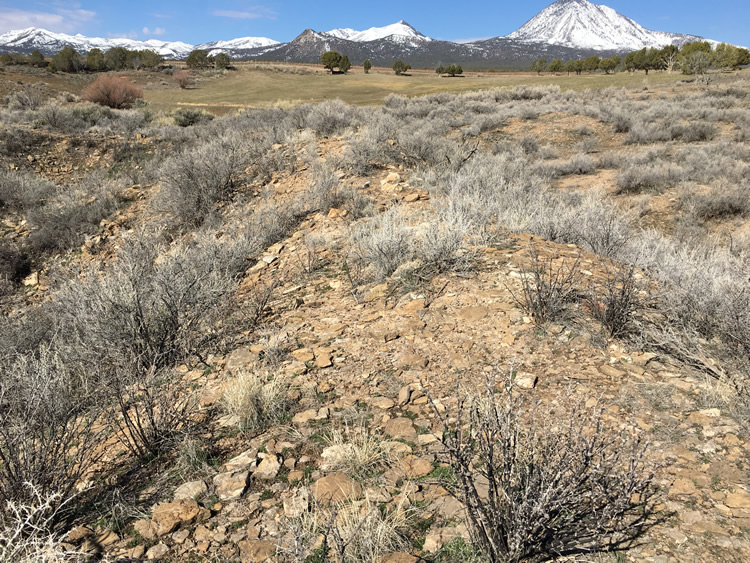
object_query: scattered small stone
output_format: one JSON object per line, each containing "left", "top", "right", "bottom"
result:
{"left": 398, "top": 386, "right": 412, "bottom": 406}
{"left": 384, "top": 417, "right": 417, "bottom": 442}
{"left": 173, "top": 480, "right": 207, "bottom": 501}
{"left": 151, "top": 500, "right": 208, "bottom": 537}
{"left": 145, "top": 543, "right": 169, "bottom": 560}
{"left": 514, "top": 372, "right": 537, "bottom": 389}
{"left": 253, "top": 455, "right": 281, "bottom": 481}
{"left": 311, "top": 472, "right": 363, "bottom": 504}
{"left": 213, "top": 471, "right": 250, "bottom": 501}
{"left": 292, "top": 409, "right": 317, "bottom": 425}
{"left": 399, "top": 455, "right": 434, "bottom": 478}
{"left": 371, "top": 396, "right": 395, "bottom": 409}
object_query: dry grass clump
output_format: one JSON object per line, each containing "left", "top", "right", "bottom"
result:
{"left": 415, "top": 203, "right": 475, "bottom": 274}
{"left": 321, "top": 426, "right": 393, "bottom": 479}
{"left": 350, "top": 207, "right": 414, "bottom": 280}
{"left": 6, "top": 89, "right": 43, "bottom": 111}
{"left": 221, "top": 371, "right": 291, "bottom": 432}
{"left": 306, "top": 161, "right": 372, "bottom": 217}
{"left": 427, "top": 370, "right": 659, "bottom": 562}
{"left": 280, "top": 494, "right": 413, "bottom": 562}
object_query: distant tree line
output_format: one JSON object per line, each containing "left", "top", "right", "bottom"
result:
{"left": 0, "top": 46, "right": 236, "bottom": 74}
{"left": 0, "top": 46, "right": 166, "bottom": 73}
{"left": 436, "top": 64, "right": 463, "bottom": 77}
{"left": 319, "top": 52, "right": 414, "bottom": 76}
{"left": 623, "top": 42, "right": 750, "bottom": 76}
{"left": 0, "top": 49, "right": 48, "bottom": 67}
{"left": 530, "top": 55, "right": 622, "bottom": 75}
{"left": 185, "top": 49, "right": 232, "bottom": 70}
{"left": 529, "top": 41, "right": 749, "bottom": 77}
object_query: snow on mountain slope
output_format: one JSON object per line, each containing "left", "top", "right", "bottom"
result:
{"left": 0, "top": 27, "right": 194, "bottom": 58}
{"left": 325, "top": 21, "right": 431, "bottom": 42}
{"left": 507, "top": 0, "right": 708, "bottom": 51}
{"left": 197, "top": 37, "right": 279, "bottom": 56}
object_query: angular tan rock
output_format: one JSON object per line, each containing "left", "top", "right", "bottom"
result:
{"left": 312, "top": 472, "right": 363, "bottom": 504}
{"left": 397, "top": 386, "right": 411, "bottom": 406}
{"left": 668, "top": 478, "right": 698, "bottom": 498}
{"left": 146, "top": 543, "right": 169, "bottom": 560}
{"left": 283, "top": 488, "right": 309, "bottom": 518}
{"left": 239, "top": 539, "right": 277, "bottom": 563}
{"left": 291, "top": 348, "right": 315, "bottom": 363}
{"left": 293, "top": 409, "right": 318, "bottom": 425}
{"left": 423, "top": 524, "right": 470, "bottom": 553}
{"left": 213, "top": 470, "right": 249, "bottom": 501}
{"left": 223, "top": 448, "right": 258, "bottom": 472}
{"left": 151, "top": 500, "right": 207, "bottom": 537}
{"left": 253, "top": 455, "right": 281, "bottom": 481}
{"left": 133, "top": 519, "right": 157, "bottom": 542}
{"left": 399, "top": 455, "right": 434, "bottom": 478}
{"left": 514, "top": 372, "right": 537, "bottom": 389}
{"left": 173, "top": 480, "right": 208, "bottom": 501}
{"left": 384, "top": 417, "right": 417, "bottom": 442}
{"left": 726, "top": 489, "right": 750, "bottom": 509}
{"left": 371, "top": 396, "right": 395, "bottom": 409}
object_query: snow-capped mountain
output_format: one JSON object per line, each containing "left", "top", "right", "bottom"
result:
{"left": 0, "top": 27, "right": 194, "bottom": 59}
{"left": 325, "top": 21, "right": 431, "bottom": 43}
{"left": 197, "top": 37, "right": 279, "bottom": 57}
{"left": 0, "top": 2, "right": 727, "bottom": 68}
{"left": 507, "top": 0, "right": 708, "bottom": 51}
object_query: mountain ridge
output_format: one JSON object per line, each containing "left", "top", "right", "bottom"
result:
{"left": 0, "top": 1, "right": 725, "bottom": 68}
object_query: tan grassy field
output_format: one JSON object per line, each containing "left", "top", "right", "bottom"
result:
{"left": 144, "top": 64, "right": 746, "bottom": 114}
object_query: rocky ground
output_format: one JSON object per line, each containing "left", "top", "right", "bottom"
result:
{"left": 2, "top": 74, "right": 749, "bottom": 562}
{"left": 43, "top": 165, "right": 746, "bottom": 562}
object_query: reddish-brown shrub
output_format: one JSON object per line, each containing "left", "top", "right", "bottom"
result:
{"left": 174, "top": 70, "right": 191, "bottom": 89}
{"left": 82, "top": 75, "right": 143, "bottom": 109}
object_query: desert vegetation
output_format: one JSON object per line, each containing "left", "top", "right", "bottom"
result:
{"left": 0, "top": 65, "right": 748, "bottom": 562}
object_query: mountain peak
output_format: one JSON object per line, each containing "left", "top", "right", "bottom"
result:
{"left": 507, "top": 0, "right": 708, "bottom": 51}
{"left": 325, "top": 21, "right": 430, "bottom": 43}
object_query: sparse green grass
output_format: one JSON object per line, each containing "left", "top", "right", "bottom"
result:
{"left": 143, "top": 66, "right": 699, "bottom": 114}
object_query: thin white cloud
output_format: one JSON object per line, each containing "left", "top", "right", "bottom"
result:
{"left": 142, "top": 26, "right": 166, "bottom": 36}
{"left": 213, "top": 7, "right": 276, "bottom": 20}
{"left": 0, "top": 7, "right": 94, "bottom": 33}
{"left": 107, "top": 31, "right": 138, "bottom": 40}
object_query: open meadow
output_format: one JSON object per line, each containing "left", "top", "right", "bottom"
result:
{"left": 142, "top": 62, "right": 709, "bottom": 112}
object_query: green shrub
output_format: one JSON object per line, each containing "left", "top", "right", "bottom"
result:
{"left": 173, "top": 108, "right": 214, "bottom": 127}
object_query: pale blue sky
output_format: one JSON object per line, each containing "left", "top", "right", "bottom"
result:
{"left": 0, "top": 1, "right": 746, "bottom": 46}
